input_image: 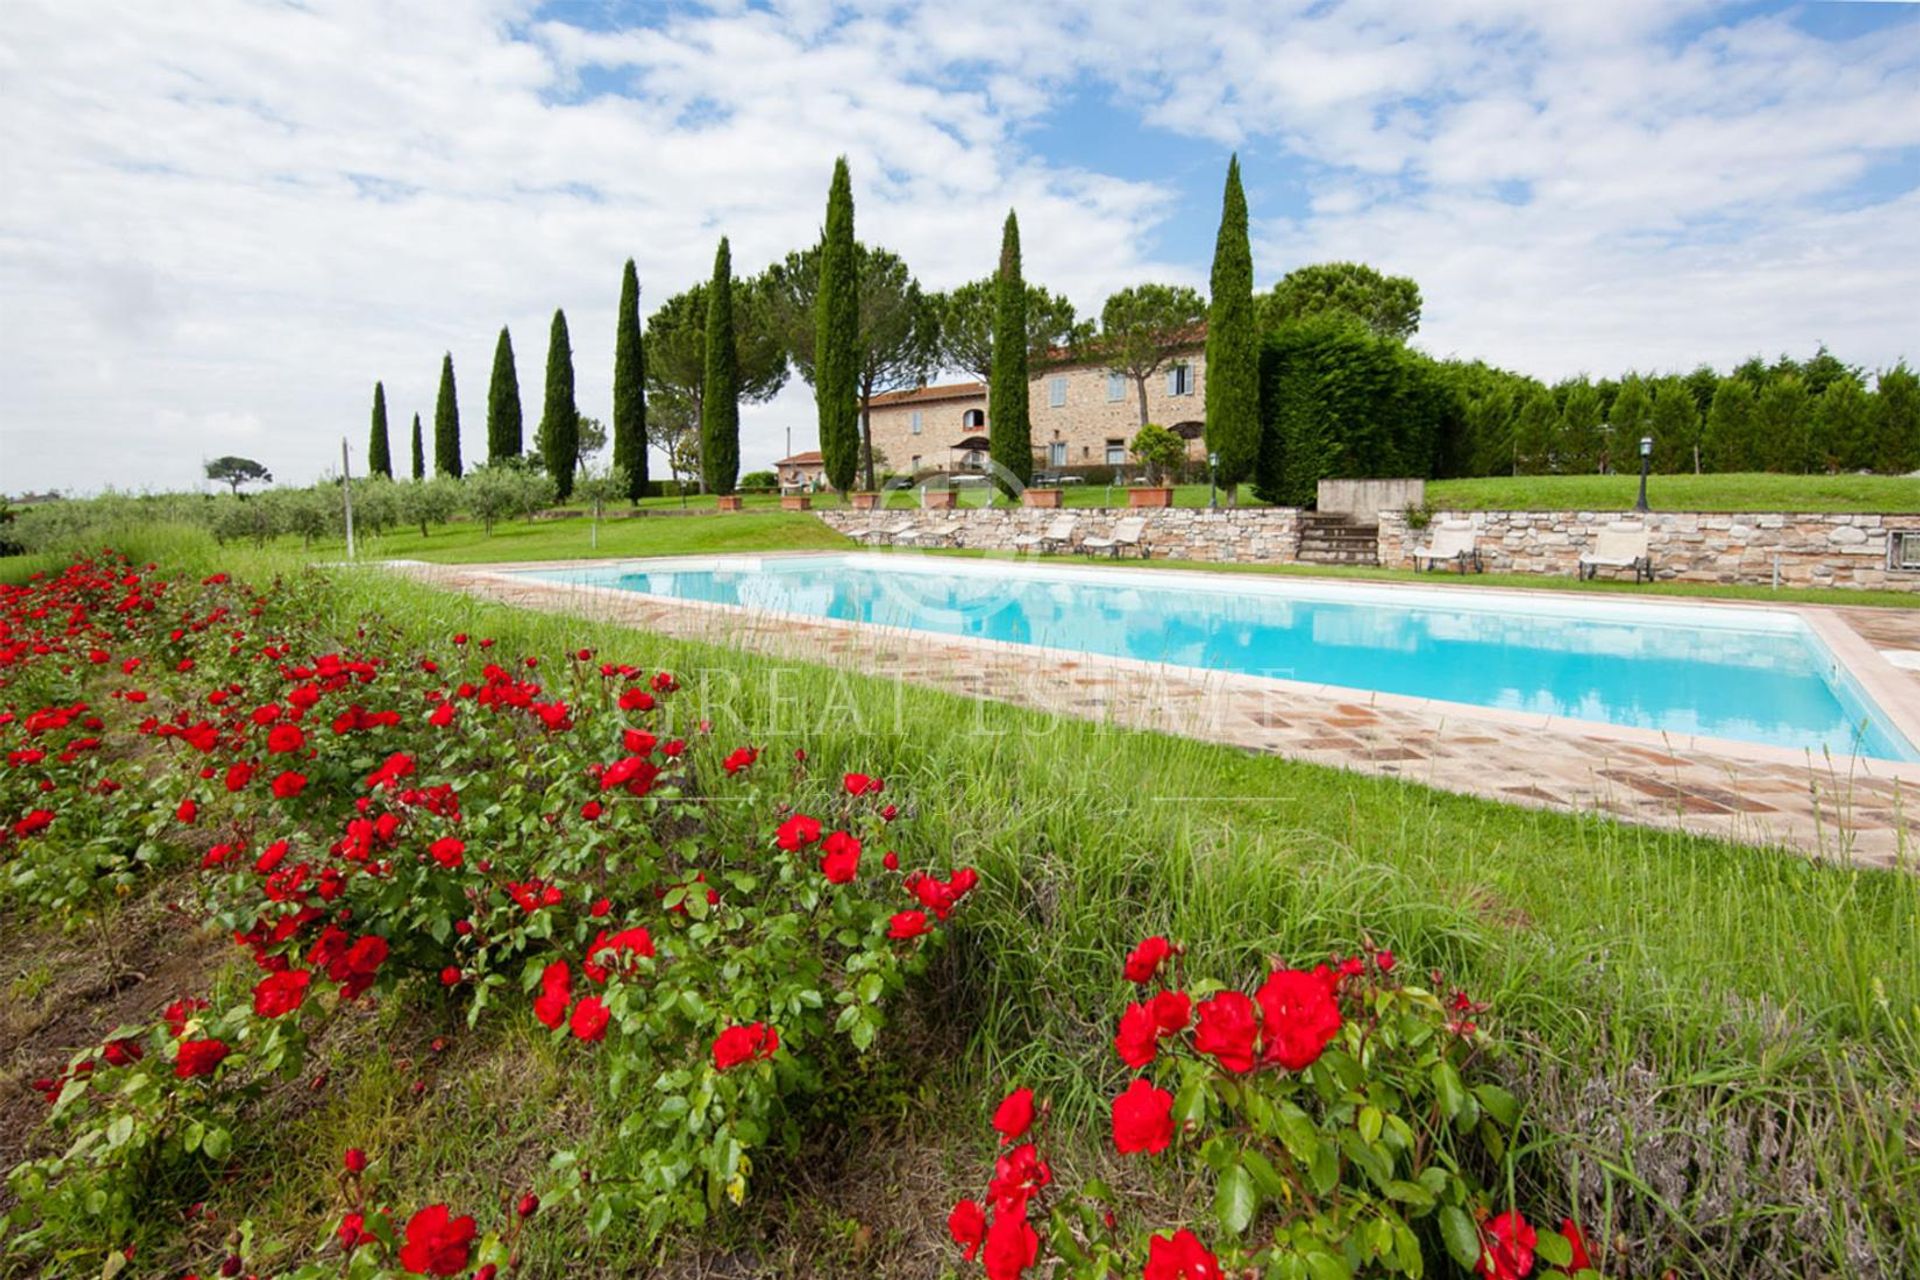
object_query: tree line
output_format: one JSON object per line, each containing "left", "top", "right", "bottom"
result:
{"left": 349, "top": 157, "right": 1913, "bottom": 517}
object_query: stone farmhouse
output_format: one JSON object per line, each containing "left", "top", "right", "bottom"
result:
{"left": 863, "top": 336, "right": 1208, "bottom": 482}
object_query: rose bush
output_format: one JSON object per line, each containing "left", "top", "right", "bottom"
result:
{"left": 948, "top": 939, "right": 1603, "bottom": 1279}
{"left": 1, "top": 556, "right": 976, "bottom": 1271}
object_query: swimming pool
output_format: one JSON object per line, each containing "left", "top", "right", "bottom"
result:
{"left": 521, "top": 554, "right": 1919, "bottom": 762}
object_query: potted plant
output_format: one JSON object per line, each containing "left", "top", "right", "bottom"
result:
{"left": 1126, "top": 424, "right": 1182, "bottom": 508}
{"left": 922, "top": 486, "right": 957, "bottom": 510}
{"left": 850, "top": 491, "right": 882, "bottom": 511}
{"left": 715, "top": 493, "right": 744, "bottom": 511}
{"left": 780, "top": 492, "right": 812, "bottom": 511}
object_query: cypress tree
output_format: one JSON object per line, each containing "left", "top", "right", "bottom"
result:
{"left": 701, "top": 238, "right": 740, "bottom": 496}
{"left": 1649, "top": 377, "right": 1701, "bottom": 473}
{"left": 988, "top": 210, "right": 1032, "bottom": 492}
{"left": 434, "top": 352, "right": 462, "bottom": 478}
{"left": 1607, "top": 378, "right": 1652, "bottom": 475}
{"left": 1702, "top": 377, "right": 1758, "bottom": 473}
{"left": 1871, "top": 362, "right": 1918, "bottom": 474}
{"left": 1204, "top": 155, "right": 1259, "bottom": 502}
{"left": 367, "top": 381, "right": 393, "bottom": 478}
{"left": 612, "top": 258, "right": 648, "bottom": 502}
{"left": 487, "top": 326, "right": 522, "bottom": 462}
{"left": 410, "top": 413, "right": 425, "bottom": 481}
{"left": 1558, "top": 378, "right": 1604, "bottom": 474}
{"left": 1814, "top": 377, "right": 1874, "bottom": 471}
{"left": 815, "top": 157, "right": 861, "bottom": 492}
{"left": 540, "top": 309, "right": 580, "bottom": 500}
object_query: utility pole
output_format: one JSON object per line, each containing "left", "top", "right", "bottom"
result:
{"left": 341, "top": 437, "right": 357, "bottom": 560}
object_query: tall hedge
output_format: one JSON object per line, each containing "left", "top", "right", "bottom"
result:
{"left": 701, "top": 238, "right": 740, "bottom": 496}
{"left": 1252, "top": 317, "right": 1447, "bottom": 507}
{"left": 988, "top": 210, "right": 1032, "bottom": 492}
{"left": 540, "top": 309, "right": 579, "bottom": 500}
{"left": 815, "top": 158, "right": 860, "bottom": 492}
{"left": 433, "top": 352, "right": 462, "bottom": 478}
{"left": 367, "top": 381, "right": 393, "bottom": 478}
{"left": 1204, "top": 155, "right": 1259, "bottom": 497}
{"left": 487, "top": 326, "right": 523, "bottom": 462}
{"left": 613, "top": 258, "right": 648, "bottom": 502}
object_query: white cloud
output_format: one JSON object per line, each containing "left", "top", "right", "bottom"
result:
{"left": 0, "top": 0, "right": 1915, "bottom": 495}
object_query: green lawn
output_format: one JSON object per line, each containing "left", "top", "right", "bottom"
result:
{"left": 1427, "top": 471, "right": 1920, "bottom": 513}
{"left": 332, "top": 509, "right": 851, "bottom": 563}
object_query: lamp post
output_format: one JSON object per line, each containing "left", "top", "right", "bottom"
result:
{"left": 1634, "top": 436, "right": 1653, "bottom": 513}
{"left": 1208, "top": 452, "right": 1220, "bottom": 509}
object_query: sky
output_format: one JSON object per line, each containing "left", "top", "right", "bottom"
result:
{"left": 2, "top": 0, "right": 1917, "bottom": 496}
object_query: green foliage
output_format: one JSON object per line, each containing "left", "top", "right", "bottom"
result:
{"left": 815, "top": 157, "right": 861, "bottom": 493}
{"left": 1872, "top": 362, "right": 1918, "bottom": 475}
{"left": 434, "top": 352, "right": 463, "bottom": 478}
{"left": 739, "top": 470, "right": 778, "bottom": 489}
{"left": 487, "top": 326, "right": 523, "bottom": 463}
{"left": 1649, "top": 377, "right": 1701, "bottom": 473}
{"left": 1607, "top": 378, "right": 1652, "bottom": 473}
{"left": 701, "top": 239, "right": 741, "bottom": 497}
{"left": 990, "top": 211, "right": 1034, "bottom": 494}
{"left": 572, "top": 462, "right": 631, "bottom": 520}
{"left": 1815, "top": 376, "right": 1875, "bottom": 472}
{"left": 763, "top": 240, "right": 940, "bottom": 491}
{"left": 644, "top": 280, "right": 788, "bottom": 442}
{"left": 399, "top": 475, "right": 463, "bottom": 536}
{"left": 1755, "top": 374, "right": 1811, "bottom": 473}
{"left": 540, "top": 309, "right": 580, "bottom": 500}
{"left": 204, "top": 456, "right": 271, "bottom": 496}
{"left": 1253, "top": 317, "right": 1448, "bottom": 506}
{"left": 1205, "top": 156, "right": 1260, "bottom": 495}
{"left": 1099, "top": 283, "right": 1207, "bottom": 427}
{"left": 367, "top": 382, "right": 393, "bottom": 478}
{"left": 463, "top": 463, "right": 556, "bottom": 534}
{"left": 1129, "top": 424, "right": 1185, "bottom": 486}
{"left": 1557, "top": 378, "right": 1604, "bottom": 474}
{"left": 1511, "top": 386, "right": 1559, "bottom": 475}
{"left": 410, "top": 412, "right": 425, "bottom": 481}
{"left": 613, "top": 259, "right": 648, "bottom": 502}
{"left": 933, "top": 278, "right": 1086, "bottom": 384}
{"left": 1702, "top": 378, "right": 1758, "bottom": 473}
{"left": 1262, "top": 261, "right": 1423, "bottom": 341}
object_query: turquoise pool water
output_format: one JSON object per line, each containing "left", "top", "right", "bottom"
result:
{"left": 523, "top": 555, "right": 1918, "bottom": 761}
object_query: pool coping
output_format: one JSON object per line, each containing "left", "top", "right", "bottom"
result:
{"left": 468, "top": 550, "right": 1920, "bottom": 780}
{"left": 387, "top": 552, "right": 1920, "bottom": 866}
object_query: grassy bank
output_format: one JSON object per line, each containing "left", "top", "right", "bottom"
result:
{"left": 1426, "top": 471, "right": 1920, "bottom": 514}
{"left": 4, "top": 524, "right": 1915, "bottom": 1276}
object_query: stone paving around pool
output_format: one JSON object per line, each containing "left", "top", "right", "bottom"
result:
{"left": 395, "top": 557, "right": 1920, "bottom": 870}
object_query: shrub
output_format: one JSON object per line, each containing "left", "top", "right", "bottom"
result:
{"left": 1129, "top": 424, "right": 1185, "bottom": 487}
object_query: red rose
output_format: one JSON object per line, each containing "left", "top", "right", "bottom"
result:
{"left": 947, "top": 1198, "right": 986, "bottom": 1261}
{"left": 329, "top": 935, "right": 389, "bottom": 1000}
{"left": 344, "top": 1147, "right": 368, "bottom": 1173}
{"left": 991, "top": 1087, "right": 1036, "bottom": 1144}
{"left": 1124, "top": 935, "right": 1174, "bottom": 984}
{"left": 533, "top": 961, "right": 571, "bottom": 1029}
{"left": 570, "top": 996, "right": 610, "bottom": 1042}
{"left": 174, "top": 1038, "right": 231, "bottom": 1080}
{"left": 986, "top": 1143, "right": 1051, "bottom": 1216}
{"left": 981, "top": 1210, "right": 1038, "bottom": 1280}
{"left": 12, "top": 809, "right": 53, "bottom": 837}
{"left": 843, "top": 772, "right": 883, "bottom": 796}
{"left": 1192, "top": 991, "right": 1259, "bottom": 1074}
{"left": 1111, "top": 1077, "right": 1174, "bottom": 1155}
{"left": 1477, "top": 1211, "right": 1537, "bottom": 1280}
{"left": 252, "top": 969, "right": 311, "bottom": 1018}
{"left": 1114, "top": 1001, "right": 1160, "bottom": 1069}
{"left": 1143, "top": 1227, "right": 1222, "bottom": 1280}
{"left": 1255, "top": 966, "right": 1342, "bottom": 1071}
{"left": 1561, "top": 1218, "right": 1594, "bottom": 1271}
{"left": 266, "top": 723, "right": 305, "bottom": 754}
{"left": 271, "top": 770, "right": 307, "bottom": 798}
{"left": 711, "top": 1022, "right": 778, "bottom": 1070}
{"left": 224, "top": 762, "right": 254, "bottom": 792}
{"left": 427, "top": 702, "right": 456, "bottom": 728}
{"left": 428, "top": 837, "right": 465, "bottom": 869}
{"left": 819, "top": 830, "right": 861, "bottom": 884}
{"left": 177, "top": 797, "right": 198, "bottom": 824}
{"left": 775, "top": 813, "right": 822, "bottom": 850}
{"left": 887, "top": 910, "right": 929, "bottom": 940}
{"left": 1150, "top": 990, "right": 1192, "bottom": 1034}
{"left": 722, "top": 746, "right": 758, "bottom": 774}
{"left": 580, "top": 800, "right": 602, "bottom": 821}
{"left": 397, "top": 1203, "right": 476, "bottom": 1276}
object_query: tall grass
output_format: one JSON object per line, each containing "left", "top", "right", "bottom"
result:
{"left": 10, "top": 523, "right": 1918, "bottom": 1275}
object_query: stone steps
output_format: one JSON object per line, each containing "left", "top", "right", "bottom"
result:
{"left": 1297, "top": 514, "right": 1380, "bottom": 566}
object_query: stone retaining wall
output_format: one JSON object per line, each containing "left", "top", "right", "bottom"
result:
{"left": 1377, "top": 509, "right": 1917, "bottom": 592}
{"left": 816, "top": 506, "right": 1301, "bottom": 563}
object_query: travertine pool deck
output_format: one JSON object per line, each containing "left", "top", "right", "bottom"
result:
{"left": 394, "top": 555, "right": 1920, "bottom": 870}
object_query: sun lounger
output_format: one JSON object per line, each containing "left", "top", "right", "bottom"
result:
{"left": 858, "top": 518, "right": 916, "bottom": 545}
{"left": 908, "top": 519, "right": 964, "bottom": 548}
{"left": 1081, "top": 516, "right": 1149, "bottom": 559}
{"left": 1412, "top": 521, "right": 1482, "bottom": 573}
{"left": 1578, "top": 522, "right": 1653, "bottom": 582}
{"left": 1012, "top": 515, "right": 1078, "bottom": 555}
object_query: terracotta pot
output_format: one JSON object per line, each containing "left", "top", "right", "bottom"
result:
{"left": 1022, "top": 488, "right": 1064, "bottom": 508}
{"left": 850, "top": 491, "right": 881, "bottom": 510}
{"left": 780, "top": 494, "right": 811, "bottom": 511}
{"left": 922, "top": 488, "right": 958, "bottom": 510}
{"left": 1127, "top": 486, "right": 1174, "bottom": 509}
{"left": 715, "top": 495, "right": 744, "bottom": 511}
